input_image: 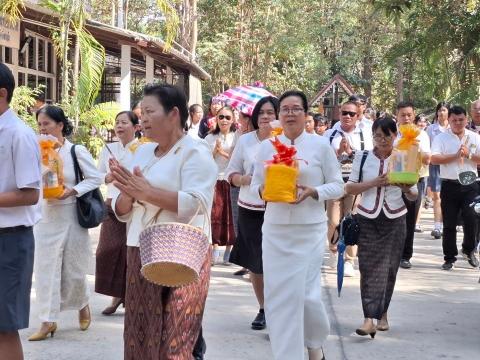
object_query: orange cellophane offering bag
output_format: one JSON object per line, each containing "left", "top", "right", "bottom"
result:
{"left": 39, "top": 135, "right": 64, "bottom": 199}
{"left": 262, "top": 135, "right": 299, "bottom": 203}
{"left": 388, "top": 124, "right": 421, "bottom": 185}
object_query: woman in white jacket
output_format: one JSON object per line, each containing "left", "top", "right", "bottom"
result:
{"left": 251, "top": 90, "right": 344, "bottom": 360}
{"left": 29, "top": 105, "right": 103, "bottom": 340}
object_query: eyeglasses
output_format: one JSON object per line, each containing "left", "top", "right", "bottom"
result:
{"left": 279, "top": 108, "right": 305, "bottom": 115}
{"left": 341, "top": 111, "right": 357, "bottom": 117}
{"left": 218, "top": 115, "right": 232, "bottom": 121}
{"left": 373, "top": 134, "right": 393, "bottom": 142}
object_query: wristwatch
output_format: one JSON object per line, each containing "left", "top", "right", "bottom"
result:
{"left": 468, "top": 152, "right": 473, "bottom": 160}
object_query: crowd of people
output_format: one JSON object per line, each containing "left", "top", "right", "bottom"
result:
{"left": 1, "top": 59, "right": 480, "bottom": 360}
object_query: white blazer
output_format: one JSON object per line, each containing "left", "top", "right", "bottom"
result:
{"left": 251, "top": 131, "right": 344, "bottom": 225}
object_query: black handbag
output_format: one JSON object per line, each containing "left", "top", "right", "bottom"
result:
{"left": 71, "top": 145, "right": 106, "bottom": 228}
{"left": 331, "top": 150, "right": 369, "bottom": 246}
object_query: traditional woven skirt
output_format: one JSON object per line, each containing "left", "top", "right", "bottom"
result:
{"left": 95, "top": 203, "right": 127, "bottom": 298}
{"left": 124, "top": 246, "right": 211, "bottom": 360}
{"left": 229, "top": 206, "right": 264, "bottom": 274}
{"left": 357, "top": 212, "right": 406, "bottom": 320}
{"left": 211, "top": 180, "right": 235, "bottom": 246}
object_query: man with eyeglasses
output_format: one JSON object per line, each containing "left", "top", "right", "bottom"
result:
{"left": 323, "top": 101, "right": 373, "bottom": 277}
{"left": 395, "top": 101, "right": 431, "bottom": 269}
{"left": 431, "top": 106, "right": 480, "bottom": 271}
{"left": 469, "top": 99, "right": 480, "bottom": 134}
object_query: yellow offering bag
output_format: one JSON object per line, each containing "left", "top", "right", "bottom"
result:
{"left": 39, "top": 137, "right": 64, "bottom": 199}
{"left": 263, "top": 163, "right": 299, "bottom": 203}
{"left": 387, "top": 124, "right": 421, "bottom": 185}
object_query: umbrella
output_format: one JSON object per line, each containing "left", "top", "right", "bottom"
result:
{"left": 337, "top": 224, "right": 346, "bottom": 297}
{"left": 214, "top": 84, "right": 273, "bottom": 116}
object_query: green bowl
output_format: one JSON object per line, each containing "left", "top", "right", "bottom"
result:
{"left": 388, "top": 172, "right": 419, "bottom": 185}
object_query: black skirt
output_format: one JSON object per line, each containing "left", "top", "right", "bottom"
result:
{"left": 229, "top": 206, "right": 265, "bottom": 274}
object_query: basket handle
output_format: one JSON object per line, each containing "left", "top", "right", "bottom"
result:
{"left": 143, "top": 192, "right": 211, "bottom": 239}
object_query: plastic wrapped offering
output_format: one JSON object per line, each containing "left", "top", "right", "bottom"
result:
{"left": 262, "top": 134, "right": 299, "bottom": 203}
{"left": 388, "top": 124, "right": 421, "bottom": 185}
{"left": 39, "top": 135, "right": 64, "bottom": 199}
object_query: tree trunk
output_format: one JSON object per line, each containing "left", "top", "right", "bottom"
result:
{"left": 190, "top": 0, "right": 198, "bottom": 56}
{"left": 111, "top": 1, "right": 116, "bottom": 26}
{"left": 117, "top": 0, "right": 124, "bottom": 28}
{"left": 124, "top": 0, "right": 129, "bottom": 30}
{"left": 395, "top": 24, "right": 404, "bottom": 103}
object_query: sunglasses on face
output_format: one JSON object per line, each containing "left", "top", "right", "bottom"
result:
{"left": 341, "top": 111, "right": 357, "bottom": 117}
{"left": 218, "top": 114, "right": 232, "bottom": 121}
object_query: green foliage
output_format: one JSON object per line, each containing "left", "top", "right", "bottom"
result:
{"left": 75, "top": 27, "right": 106, "bottom": 113}
{"left": 74, "top": 102, "right": 121, "bottom": 158}
{"left": 10, "top": 86, "right": 44, "bottom": 129}
{"left": 0, "top": 0, "right": 25, "bottom": 25}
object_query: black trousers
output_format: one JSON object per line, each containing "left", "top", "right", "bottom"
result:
{"left": 440, "top": 180, "right": 478, "bottom": 262}
{"left": 192, "top": 327, "right": 206, "bottom": 359}
{"left": 402, "top": 177, "right": 426, "bottom": 261}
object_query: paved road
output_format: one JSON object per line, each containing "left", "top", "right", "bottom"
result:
{"left": 22, "top": 209, "right": 480, "bottom": 359}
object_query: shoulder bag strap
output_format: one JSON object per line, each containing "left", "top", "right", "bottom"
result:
{"left": 70, "top": 144, "right": 84, "bottom": 185}
{"left": 329, "top": 130, "right": 338, "bottom": 144}
{"left": 351, "top": 150, "right": 369, "bottom": 212}
{"left": 359, "top": 129, "right": 365, "bottom": 150}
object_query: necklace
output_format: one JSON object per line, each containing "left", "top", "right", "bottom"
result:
{"left": 141, "top": 135, "right": 185, "bottom": 174}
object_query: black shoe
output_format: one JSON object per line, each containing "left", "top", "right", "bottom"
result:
{"left": 399, "top": 259, "right": 412, "bottom": 269}
{"left": 441, "top": 261, "right": 455, "bottom": 271}
{"left": 251, "top": 310, "right": 266, "bottom": 330}
{"left": 461, "top": 250, "right": 479, "bottom": 268}
{"left": 431, "top": 229, "right": 442, "bottom": 239}
{"left": 233, "top": 269, "right": 249, "bottom": 276}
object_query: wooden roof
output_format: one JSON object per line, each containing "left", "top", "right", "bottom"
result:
{"left": 21, "top": 2, "right": 210, "bottom": 80}
{"left": 309, "top": 74, "right": 355, "bottom": 105}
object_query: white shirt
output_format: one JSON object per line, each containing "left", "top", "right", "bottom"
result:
{"left": 186, "top": 121, "right": 201, "bottom": 139}
{"left": 225, "top": 132, "right": 265, "bottom": 211}
{"left": 333, "top": 117, "right": 372, "bottom": 132}
{"left": 112, "top": 136, "right": 218, "bottom": 247}
{"left": 324, "top": 125, "right": 373, "bottom": 152}
{"left": 348, "top": 151, "right": 417, "bottom": 219}
{"left": 426, "top": 122, "right": 449, "bottom": 144}
{"left": 396, "top": 128, "right": 431, "bottom": 178}
{"left": 251, "top": 132, "right": 344, "bottom": 225}
{"left": 431, "top": 129, "right": 480, "bottom": 180}
{"left": 324, "top": 124, "right": 374, "bottom": 179}
{"left": 205, "top": 132, "right": 237, "bottom": 181}
{"left": 43, "top": 139, "right": 103, "bottom": 207}
{"left": 97, "top": 139, "right": 138, "bottom": 199}
{"left": 0, "top": 108, "right": 42, "bottom": 227}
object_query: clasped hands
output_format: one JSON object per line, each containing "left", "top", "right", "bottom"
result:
{"left": 108, "top": 158, "right": 151, "bottom": 202}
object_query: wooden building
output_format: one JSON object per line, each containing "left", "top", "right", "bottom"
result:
{"left": 0, "top": 1, "right": 209, "bottom": 109}
{"left": 309, "top": 74, "right": 355, "bottom": 123}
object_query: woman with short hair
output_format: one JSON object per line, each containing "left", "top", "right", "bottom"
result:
{"left": 111, "top": 84, "right": 217, "bottom": 359}
{"left": 252, "top": 90, "right": 344, "bottom": 360}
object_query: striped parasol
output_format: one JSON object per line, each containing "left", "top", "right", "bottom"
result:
{"left": 214, "top": 84, "right": 274, "bottom": 116}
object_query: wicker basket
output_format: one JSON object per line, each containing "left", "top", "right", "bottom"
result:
{"left": 138, "top": 194, "right": 210, "bottom": 287}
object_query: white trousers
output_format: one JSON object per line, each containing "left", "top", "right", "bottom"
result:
{"left": 263, "top": 222, "right": 330, "bottom": 360}
{"left": 33, "top": 203, "right": 91, "bottom": 322}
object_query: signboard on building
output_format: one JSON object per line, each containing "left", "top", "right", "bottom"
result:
{"left": 0, "top": 17, "right": 20, "bottom": 49}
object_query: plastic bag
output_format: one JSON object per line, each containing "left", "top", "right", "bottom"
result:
{"left": 39, "top": 135, "right": 64, "bottom": 199}
{"left": 388, "top": 124, "right": 421, "bottom": 185}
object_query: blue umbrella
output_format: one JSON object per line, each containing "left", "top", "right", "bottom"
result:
{"left": 337, "top": 225, "right": 346, "bottom": 297}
